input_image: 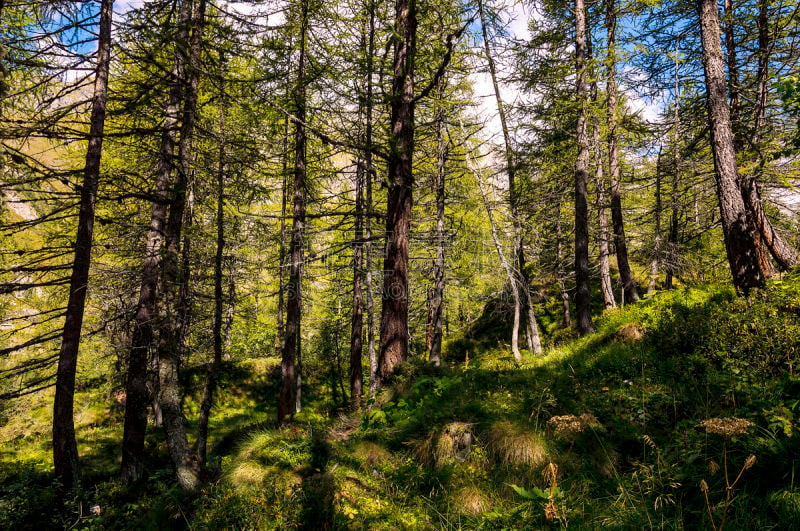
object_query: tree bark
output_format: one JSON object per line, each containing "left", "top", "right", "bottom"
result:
{"left": 53, "top": 0, "right": 112, "bottom": 491}
{"left": 665, "top": 53, "right": 680, "bottom": 290}
{"left": 574, "top": 0, "right": 593, "bottom": 335}
{"left": 742, "top": 0, "right": 799, "bottom": 271}
{"left": 197, "top": 72, "right": 226, "bottom": 465}
{"left": 279, "top": 0, "right": 309, "bottom": 423}
{"left": 364, "top": 0, "right": 378, "bottom": 394}
{"left": 555, "top": 199, "right": 571, "bottom": 327}
{"left": 480, "top": 0, "right": 541, "bottom": 354}
{"left": 588, "top": 32, "right": 615, "bottom": 310}
{"left": 648, "top": 149, "right": 662, "bottom": 296}
{"left": 606, "top": 0, "right": 639, "bottom": 305}
{"left": 697, "top": 0, "right": 764, "bottom": 293}
{"left": 156, "top": 0, "right": 206, "bottom": 491}
{"left": 427, "top": 85, "right": 446, "bottom": 367}
{"left": 121, "top": 0, "right": 190, "bottom": 486}
{"left": 468, "top": 146, "right": 522, "bottom": 362}
{"left": 349, "top": 160, "right": 364, "bottom": 406}
{"left": 378, "top": 0, "right": 417, "bottom": 384}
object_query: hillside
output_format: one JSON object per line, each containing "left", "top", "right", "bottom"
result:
{"left": 3, "top": 276, "right": 800, "bottom": 529}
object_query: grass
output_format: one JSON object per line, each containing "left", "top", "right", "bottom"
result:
{"left": 2, "top": 276, "right": 800, "bottom": 528}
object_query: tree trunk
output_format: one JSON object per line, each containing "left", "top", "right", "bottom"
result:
{"left": 349, "top": 160, "right": 364, "bottom": 406}
{"left": 53, "top": 0, "right": 112, "bottom": 491}
{"left": 648, "top": 149, "right": 662, "bottom": 297}
{"left": 743, "top": 1, "right": 799, "bottom": 271}
{"left": 121, "top": 0, "right": 190, "bottom": 485}
{"left": 556, "top": 199, "right": 571, "bottom": 327}
{"left": 364, "top": 0, "right": 378, "bottom": 394}
{"left": 479, "top": 0, "right": 541, "bottom": 354}
{"left": 279, "top": 0, "right": 309, "bottom": 423}
{"left": 588, "top": 33, "right": 615, "bottom": 310}
{"left": 606, "top": 0, "right": 639, "bottom": 305}
{"left": 156, "top": 0, "right": 206, "bottom": 491}
{"left": 197, "top": 74, "right": 226, "bottom": 465}
{"left": 427, "top": 86, "right": 446, "bottom": 367}
{"left": 574, "top": 0, "right": 593, "bottom": 335}
{"left": 275, "top": 114, "right": 290, "bottom": 358}
{"left": 697, "top": 0, "right": 764, "bottom": 293}
{"left": 378, "top": 0, "right": 417, "bottom": 384}
{"left": 666, "top": 54, "right": 680, "bottom": 290}
{"left": 722, "top": 0, "right": 741, "bottom": 148}
{"left": 468, "top": 147, "right": 522, "bottom": 362}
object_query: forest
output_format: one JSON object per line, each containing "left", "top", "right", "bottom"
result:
{"left": 2, "top": 0, "right": 800, "bottom": 527}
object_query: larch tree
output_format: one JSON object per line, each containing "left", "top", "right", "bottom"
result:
{"left": 696, "top": 0, "right": 764, "bottom": 293}
{"left": 377, "top": 0, "right": 418, "bottom": 383}
{"left": 574, "top": 0, "right": 594, "bottom": 334}
{"left": 52, "top": 0, "right": 113, "bottom": 492}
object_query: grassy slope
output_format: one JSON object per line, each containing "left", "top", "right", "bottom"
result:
{"left": 3, "top": 276, "right": 800, "bottom": 529}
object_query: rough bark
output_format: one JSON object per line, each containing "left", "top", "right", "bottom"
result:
{"left": 606, "top": 0, "right": 639, "bottom": 305}
{"left": 279, "top": 0, "right": 308, "bottom": 423}
{"left": 574, "top": 0, "right": 593, "bottom": 335}
{"left": 121, "top": 0, "right": 190, "bottom": 485}
{"left": 697, "top": 0, "right": 764, "bottom": 293}
{"left": 378, "top": 0, "right": 417, "bottom": 384}
{"left": 156, "top": 0, "right": 206, "bottom": 491}
{"left": 53, "top": 0, "right": 112, "bottom": 491}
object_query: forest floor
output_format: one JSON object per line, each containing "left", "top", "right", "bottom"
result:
{"left": 3, "top": 276, "right": 800, "bottom": 529}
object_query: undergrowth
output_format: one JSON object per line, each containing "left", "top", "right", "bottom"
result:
{"left": 2, "top": 276, "right": 800, "bottom": 528}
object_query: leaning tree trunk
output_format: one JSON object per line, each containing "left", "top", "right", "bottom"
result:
{"left": 740, "top": 0, "right": 799, "bottom": 272}
{"left": 121, "top": 0, "right": 191, "bottom": 485}
{"left": 378, "top": 0, "right": 417, "bottom": 385}
{"left": 697, "top": 0, "right": 764, "bottom": 293}
{"left": 53, "top": 0, "right": 112, "bottom": 492}
{"left": 468, "top": 146, "right": 522, "bottom": 362}
{"left": 279, "top": 0, "right": 309, "bottom": 423}
{"left": 720, "top": 0, "right": 774, "bottom": 277}
{"left": 606, "top": 0, "right": 639, "bottom": 305}
{"left": 574, "top": 0, "right": 594, "bottom": 335}
{"left": 479, "top": 0, "right": 542, "bottom": 354}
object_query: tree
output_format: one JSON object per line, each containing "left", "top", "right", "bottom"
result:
{"left": 574, "top": 0, "right": 594, "bottom": 334}
{"left": 52, "top": 0, "right": 113, "bottom": 491}
{"left": 279, "top": 0, "right": 310, "bottom": 423}
{"left": 606, "top": 0, "right": 639, "bottom": 304}
{"left": 696, "top": 0, "right": 763, "bottom": 293}
{"left": 377, "top": 0, "right": 418, "bottom": 383}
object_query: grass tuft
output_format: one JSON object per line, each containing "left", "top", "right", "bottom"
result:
{"left": 485, "top": 420, "right": 548, "bottom": 467}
